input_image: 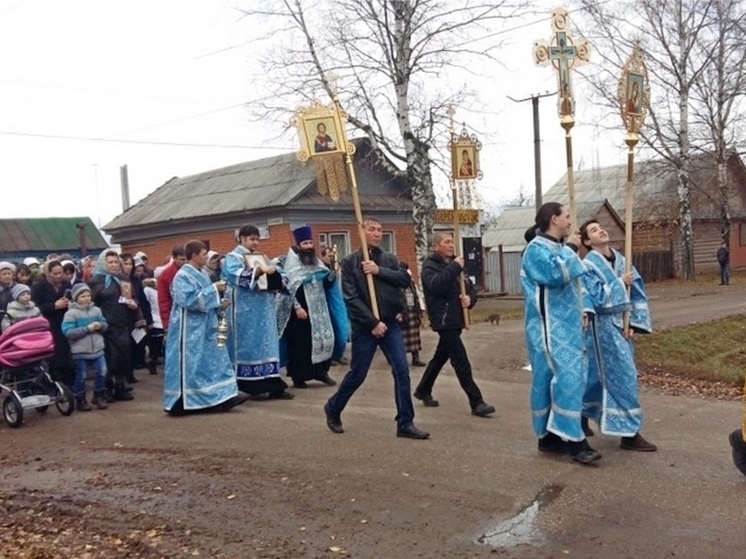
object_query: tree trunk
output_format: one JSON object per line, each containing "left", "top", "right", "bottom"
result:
{"left": 407, "top": 139, "right": 437, "bottom": 266}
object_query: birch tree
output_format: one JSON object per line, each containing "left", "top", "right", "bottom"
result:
{"left": 691, "top": 0, "right": 746, "bottom": 243}
{"left": 243, "top": 0, "right": 527, "bottom": 266}
{"left": 576, "top": 0, "right": 716, "bottom": 279}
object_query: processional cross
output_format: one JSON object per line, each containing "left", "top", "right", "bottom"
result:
{"left": 533, "top": 8, "right": 590, "bottom": 227}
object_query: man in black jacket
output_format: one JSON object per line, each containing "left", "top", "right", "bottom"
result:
{"left": 414, "top": 232, "right": 495, "bottom": 417}
{"left": 324, "top": 217, "right": 429, "bottom": 439}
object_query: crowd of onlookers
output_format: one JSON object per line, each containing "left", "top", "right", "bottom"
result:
{"left": 0, "top": 249, "right": 228, "bottom": 411}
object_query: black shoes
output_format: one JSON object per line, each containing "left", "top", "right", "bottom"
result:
{"left": 568, "top": 439, "right": 602, "bottom": 464}
{"left": 413, "top": 391, "right": 439, "bottom": 407}
{"left": 293, "top": 380, "right": 308, "bottom": 388}
{"left": 538, "top": 432, "right": 567, "bottom": 454}
{"left": 220, "top": 393, "right": 249, "bottom": 411}
{"left": 396, "top": 424, "right": 430, "bottom": 439}
{"left": 620, "top": 433, "right": 657, "bottom": 452}
{"left": 319, "top": 374, "right": 337, "bottom": 386}
{"left": 729, "top": 429, "right": 746, "bottom": 476}
{"left": 471, "top": 402, "right": 496, "bottom": 417}
{"left": 581, "top": 416, "right": 595, "bottom": 437}
{"left": 269, "top": 390, "right": 294, "bottom": 400}
{"left": 324, "top": 403, "right": 344, "bottom": 434}
{"left": 411, "top": 359, "right": 427, "bottom": 367}
{"left": 147, "top": 361, "right": 157, "bottom": 375}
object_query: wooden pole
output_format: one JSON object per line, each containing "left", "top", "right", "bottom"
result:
{"left": 623, "top": 134, "right": 638, "bottom": 332}
{"left": 332, "top": 96, "right": 379, "bottom": 318}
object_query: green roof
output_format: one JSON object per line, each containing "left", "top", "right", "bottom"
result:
{"left": 0, "top": 217, "right": 108, "bottom": 253}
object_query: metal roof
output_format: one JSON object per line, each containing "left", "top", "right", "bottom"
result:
{"left": 103, "top": 138, "right": 413, "bottom": 233}
{"left": 482, "top": 200, "right": 616, "bottom": 251}
{"left": 104, "top": 150, "right": 315, "bottom": 231}
{"left": 0, "top": 217, "right": 108, "bottom": 254}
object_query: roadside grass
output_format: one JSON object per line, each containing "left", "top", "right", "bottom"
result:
{"left": 636, "top": 314, "right": 746, "bottom": 386}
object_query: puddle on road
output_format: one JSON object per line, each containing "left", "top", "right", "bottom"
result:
{"left": 476, "top": 484, "right": 563, "bottom": 548}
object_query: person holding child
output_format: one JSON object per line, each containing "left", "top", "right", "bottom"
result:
{"left": 62, "top": 283, "right": 109, "bottom": 411}
{"left": 1, "top": 284, "right": 41, "bottom": 331}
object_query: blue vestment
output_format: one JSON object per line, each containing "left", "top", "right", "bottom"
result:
{"left": 222, "top": 246, "right": 286, "bottom": 390}
{"left": 521, "top": 235, "right": 588, "bottom": 442}
{"left": 276, "top": 248, "right": 349, "bottom": 367}
{"left": 163, "top": 263, "right": 237, "bottom": 411}
{"left": 582, "top": 248, "right": 652, "bottom": 436}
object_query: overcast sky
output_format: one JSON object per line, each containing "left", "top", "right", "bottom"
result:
{"left": 0, "top": 0, "right": 625, "bottom": 226}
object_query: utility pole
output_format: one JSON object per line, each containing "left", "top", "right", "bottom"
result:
{"left": 507, "top": 91, "right": 555, "bottom": 211}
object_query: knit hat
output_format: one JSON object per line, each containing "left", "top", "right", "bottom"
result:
{"left": 0, "top": 261, "right": 16, "bottom": 273}
{"left": 11, "top": 283, "right": 30, "bottom": 300}
{"left": 133, "top": 257, "right": 145, "bottom": 268}
{"left": 71, "top": 283, "right": 91, "bottom": 302}
{"left": 292, "top": 225, "right": 313, "bottom": 246}
{"left": 23, "top": 257, "right": 40, "bottom": 267}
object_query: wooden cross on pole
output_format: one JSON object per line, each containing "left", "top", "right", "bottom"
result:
{"left": 533, "top": 8, "right": 590, "bottom": 229}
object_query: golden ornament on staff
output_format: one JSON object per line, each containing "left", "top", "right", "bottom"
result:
{"left": 292, "top": 76, "right": 379, "bottom": 318}
{"left": 533, "top": 7, "right": 590, "bottom": 229}
{"left": 447, "top": 105, "right": 483, "bottom": 330}
{"left": 618, "top": 41, "right": 650, "bottom": 333}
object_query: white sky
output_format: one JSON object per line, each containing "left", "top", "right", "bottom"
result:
{"left": 0, "top": 0, "right": 626, "bottom": 226}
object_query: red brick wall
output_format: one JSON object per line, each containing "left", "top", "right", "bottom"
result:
{"left": 123, "top": 221, "right": 418, "bottom": 279}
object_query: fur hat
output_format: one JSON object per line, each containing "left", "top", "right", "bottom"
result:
{"left": 71, "top": 283, "right": 91, "bottom": 302}
{"left": 11, "top": 283, "right": 30, "bottom": 300}
{"left": 0, "top": 261, "right": 16, "bottom": 273}
{"left": 292, "top": 225, "right": 313, "bottom": 246}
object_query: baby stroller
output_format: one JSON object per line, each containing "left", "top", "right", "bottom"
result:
{"left": 0, "top": 316, "right": 74, "bottom": 428}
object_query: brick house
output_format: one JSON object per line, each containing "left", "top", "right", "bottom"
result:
{"left": 103, "top": 139, "right": 416, "bottom": 273}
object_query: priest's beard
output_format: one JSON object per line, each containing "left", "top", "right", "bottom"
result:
{"left": 299, "top": 247, "right": 317, "bottom": 266}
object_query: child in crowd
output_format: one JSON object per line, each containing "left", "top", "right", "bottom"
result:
{"left": 61, "top": 283, "right": 109, "bottom": 411}
{"left": 14, "top": 263, "right": 33, "bottom": 286}
{"left": 1, "top": 284, "right": 41, "bottom": 331}
{"left": 142, "top": 277, "right": 162, "bottom": 374}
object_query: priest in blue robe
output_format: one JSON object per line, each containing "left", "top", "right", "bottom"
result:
{"left": 222, "top": 225, "right": 293, "bottom": 400}
{"left": 276, "top": 225, "right": 349, "bottom": 388}
{"left": 579, "top": 219, "right": 657, "bottom": 451}
{"left": 521, "top": 202, "right": 601, "bottom": 464}
{"left": 163, "top": 240, "right": 247, "bottom": 416}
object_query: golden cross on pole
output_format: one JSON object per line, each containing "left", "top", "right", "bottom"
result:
{"left": 447, "top": 105, "right": 470, "bottom": 329}
{"left": 533, "top": 8, "right": 590, "bottom": 229}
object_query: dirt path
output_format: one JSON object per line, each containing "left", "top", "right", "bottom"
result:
{"left": 2, "top": 280, "right": 746, "bottom": 558}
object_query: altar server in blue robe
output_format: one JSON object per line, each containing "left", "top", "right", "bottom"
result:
{"left": 222, "top": 225, "right": 293, "bottom": 400}
{"left": 164, "top": 240, "right": 247, "bottom": 416}
{"left": 579, "top": 219, "right": 657, "bottom": 451}
{"left": 521, "top": 202, "right": 601, "bottom": 464}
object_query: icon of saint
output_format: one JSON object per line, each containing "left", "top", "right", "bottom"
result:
{"left": 313, "top": 122, "right": 337, "bottom": 153}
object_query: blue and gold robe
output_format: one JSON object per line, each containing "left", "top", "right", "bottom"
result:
{"left": 521, "top": 234, "right": 588, "bottom": 442}
{"left": 163, "top": 263, "right": 237, "bottom": 411}
{"left": 582, "top": 248, "right": 652, "bottom": 436}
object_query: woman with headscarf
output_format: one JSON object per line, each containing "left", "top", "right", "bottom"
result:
{"left": 0, "top": 261, "right": 17, "bottom": 312}
{"left": 88, "top": 250, "right": 143, "bottom": 401}
{"left": 30, "top": 259, "right": 75, "bottom": 387}
{"left": 121, "top": 253, "right": 153, "bottom": 377}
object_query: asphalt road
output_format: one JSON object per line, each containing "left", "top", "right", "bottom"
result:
{"left": 1, "top": 281, "right": 746, "bottom": 558}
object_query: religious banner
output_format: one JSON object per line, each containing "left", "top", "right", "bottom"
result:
{"left": 292, "top": 99, "right": 354, "bottom": 202}
{"left": 450, "top": 126, "right": 483, "bottom": 182}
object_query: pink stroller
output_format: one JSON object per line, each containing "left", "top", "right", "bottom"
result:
{"left": 0, "top": 317, "right": 74, "bottom": 428}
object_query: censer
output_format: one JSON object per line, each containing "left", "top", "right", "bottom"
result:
{"left": 216, "top": 304, "right": 229, "bottom": 348}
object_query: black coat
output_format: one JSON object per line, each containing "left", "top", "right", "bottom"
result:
{"left": 30, "top": 278, "right": 74, "bottom": 378}
{"left": 421, "top": 252, "right": 477, "bottom": 331}
{"left": 341, "top": 247, "right": 410, "bottom": 333}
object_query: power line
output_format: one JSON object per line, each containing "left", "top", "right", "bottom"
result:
{"left": 0, "top": 130, "right": 286, "bottom": 150}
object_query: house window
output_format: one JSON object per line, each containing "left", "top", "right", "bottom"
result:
{"left": 328, "top": 232, "right": 350, "bottom": 258}
{"left": 201, "top": 240, "right": 211, "bottom": 250}
{"left": 381, "top": 231, "right": 395, "bottom": 254}
{"left": 740, "top": 223, "right": 746, "bottom": 246}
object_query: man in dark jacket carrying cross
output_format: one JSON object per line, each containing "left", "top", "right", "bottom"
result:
{"left": 414, "top": 232, "right": 495, "bottom": 417}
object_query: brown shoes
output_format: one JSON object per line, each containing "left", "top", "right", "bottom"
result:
{"left": 620, "top": 433, "right": 657, "bottom": 452}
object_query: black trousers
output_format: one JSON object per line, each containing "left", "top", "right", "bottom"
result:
{"left": 415, "top": 329, "right": 483, "bottom": 408}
